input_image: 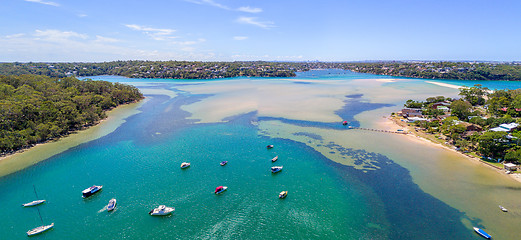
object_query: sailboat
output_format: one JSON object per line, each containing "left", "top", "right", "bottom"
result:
{"left": 26, "top": 185, "right": 54, "bottom": 236}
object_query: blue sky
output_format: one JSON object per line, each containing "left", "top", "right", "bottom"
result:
{"left": 1, "top": 0, "right": 520, "bottom": 62}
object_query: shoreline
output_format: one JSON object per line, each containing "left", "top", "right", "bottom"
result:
{"left": 381, "top": 115, "right": 521, "bottom": 183}
{"left": 0, "top": 100, "right": 145, "bottom": 178}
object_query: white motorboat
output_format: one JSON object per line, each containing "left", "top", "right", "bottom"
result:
{"left": 23, "top": 200, "right": 46, "bottom": 207}
{"left": 82, "top": 185, "right": 102, "bottom": 198}
{"left": 266, "top": 145, "right": 274, "bottom": 149}
{"left": 271, "top": 166, "right": 283, "bottom": 173}
{"left": 27, "top": 223, "right": 54, "bottom": 236}
{"left": 180, "top": 162, "right": 191, "bottom": 169}
{"left": 215, "top": 186, "right": 228, "bottom": 194}
{"left": 149, "top": 205, "right": 175, "bottom": 216}
{"left": 107, "top": 198, "right": 117, "bottom": 212}
{"left": 271, "top": 156, "right": 278, "bottom": 162}
{"left": 279, "top": 191, "right": 288, "bottom": 199}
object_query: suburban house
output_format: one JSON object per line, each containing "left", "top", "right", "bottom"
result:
{"left": 431, "top": 101, "right": 451, "bottom": 109}
{"left": 400, "top": 108, "right": 423, "bottom": 118}
{"left": 490, "top": 122, "right": 519, "bottom": 132}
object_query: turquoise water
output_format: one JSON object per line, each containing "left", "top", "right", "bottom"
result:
{"left": 0, "top": 71, "right": 496, "bottom": 239}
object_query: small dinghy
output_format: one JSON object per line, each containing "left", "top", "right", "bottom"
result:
{"left": 473, "top": 227, "right": 492, "bottom": 239}
{"left": 27, "top": 223, "right": 54, "bottom": 236}
{"left": 180, "top": 162, "right": 191, "bottom": 169}
{"left": 342, "top": 121, "right": 348, "bottom": 126}
{"left": 215, "top": 186, "right": 228, "bottom": 194}
{"left": 149, "top": 205, "right": 175, "bottom": 216}
{"left": 499, "top": 205, "right": 508, "bottom": 212}
{"left": 107, "top": 198, "right": 117, "bottom": 212}
{"left": 266, "top": 145, "right": 274, "bottom": 149}
{"left": 23, "top": 200, "right": 46, "bottom": 207}
{"left": 271, "top": 156, "right": 278, "bottom": 162}
{"left": 271, "top": 166, "right": 283, "bottom": 173}
{"left": 220, "top": 161, "right": 228, "bottom": 166}
{"left": 279, "top": 191, "right": 288, "bottom": 199}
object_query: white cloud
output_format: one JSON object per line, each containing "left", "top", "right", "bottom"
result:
{"left": 185, "top": 0, "right": 230, "bottom": 10}
{"left": 5, "top": 33, "right": 26, "bottom": 39}
{"left": 95, "top": 35, "right": 120, "bottom": 43}
{"left": 34, "top": 29, "right": 88, "bottom": 42}
{"left": 236, "top": 17, "right": 274, "bottom": 29}
{"left": 25, "top": 0, "right": 60, "bottom": 7}
{"left": 77, "top": 14, "right": 88, "bottom": 18}
{"left": 125, "top": 24, "right": 177, "bottom": 41}
{"left": 237, "top": 6, "right": 262, "bottom": 13}
{"left": 233, "top": 36, "right": 248, "bottom": 41}
{"left": 186, "top": 0, "right": 262, "bottom": 14}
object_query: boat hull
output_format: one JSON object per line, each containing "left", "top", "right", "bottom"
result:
{"left": 149, "top": 207, "right": 175, "bottom": 216}
{"left": 82, "top": 185, "right": 102, "bottom": 198}
{"left": 215, "top": 186, "right": 228, "bottom": 194}
{"left": 23, "top": 200, "right": 46, "bottom": 207}
{"left": 473, "top": 227, "right": 491, "bottom": 239}
{"left": 27, "top": 223, "right": 54, "bottom": 236}
{"left": 107, "top": 199, "right": 117, "bottom": 211}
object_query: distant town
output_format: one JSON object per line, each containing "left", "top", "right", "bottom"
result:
{"left": 1, "top": 60, "right": 521, "bottom": 80}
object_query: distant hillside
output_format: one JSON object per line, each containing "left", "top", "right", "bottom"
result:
{"left": 1, "top": 61, "right": 521, "bottom": 81}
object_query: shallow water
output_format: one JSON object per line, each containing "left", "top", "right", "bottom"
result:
{"left": 1, "top": 70, "right": 519, "bottom": 239}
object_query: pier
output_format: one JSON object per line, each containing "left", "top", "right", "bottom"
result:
{"left": 348, "top": 126, "right": 408, "bottom": 135}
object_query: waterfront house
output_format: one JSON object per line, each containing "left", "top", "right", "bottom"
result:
{"left": 400, "top": 108, "right": 423, "bottom": 118}
{"left": 407, "top": 117, "right": 429, "bottom": 122}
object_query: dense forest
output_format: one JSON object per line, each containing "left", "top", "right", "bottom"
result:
{"left": 1, "top": 61, "right": 521, "bottom": 81}
{"left": 0, "top": 74, "right": 143, "bottom": 155}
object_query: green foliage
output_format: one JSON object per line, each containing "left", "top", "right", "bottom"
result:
{"left": 504, "top": 147, "right": 521, "bottom": 163}
{"left": 404, "top": 99, "right": 423, "bottom": 108}
{"left": 477, "top": 131, "right": 510, "bottom": 159}
{"left": 0, "top": 74, "right": 143, "bottom": 154}
{"left": 450, "top": 100, "right": 473, "bottom": 120}
{"left": 459, "top": 84, "right": 488, "bottom": 106}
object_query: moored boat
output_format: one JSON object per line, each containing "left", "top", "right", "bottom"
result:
{"left": 149, "top": 205, "right": 175, "bottom": 216}
{"left": 220, "top": 161, "right": 228, "bottom": 166}
{"left": 473, "top": 227, "right": 492, "bottom": 239}
{"left": 107, "top": 198, "right": 117, "bottom": 212}
{"left": 266, "top": 145, "right": 274, "bottom": 149}
{"left": 82, "top": 185, "right": 102, "bottom": 198}
{"left": 271, "top": 156, "right": 278, "bottom": 162}
{"left": 342, "top": 121, "right": 348, "bottom": 126}
{"left": 180, "top": 162, "right": 191, "bottom": 169}
{"left": 271, "top": 166, "right": 283, "bottom": 173}
{"left": 279, "top": 191, "right": 288, "bottom": 199}
{"left": 499, "top": 205, "right": 508, "bottom": 212}
{"left": 23, "top": 200, "right": 46, "bottom": 207}
{"left": 27, "top": 223, "right": 54, "bottom": 236}
{"left": 215, "top": 186, "right": 228, "bottom": 194}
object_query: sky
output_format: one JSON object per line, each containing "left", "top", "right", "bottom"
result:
{"left": 1, "top": 0, "right": 520, "bottom": 62}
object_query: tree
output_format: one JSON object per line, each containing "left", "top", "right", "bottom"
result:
{"left": 477, "top": 131, "right": 509, "bottom": 159}
{"left": 459, "top": 84, "right": 488, "bottom": 106}
{"left": 450, "top": 100, "right": 472, "bottom": 120}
